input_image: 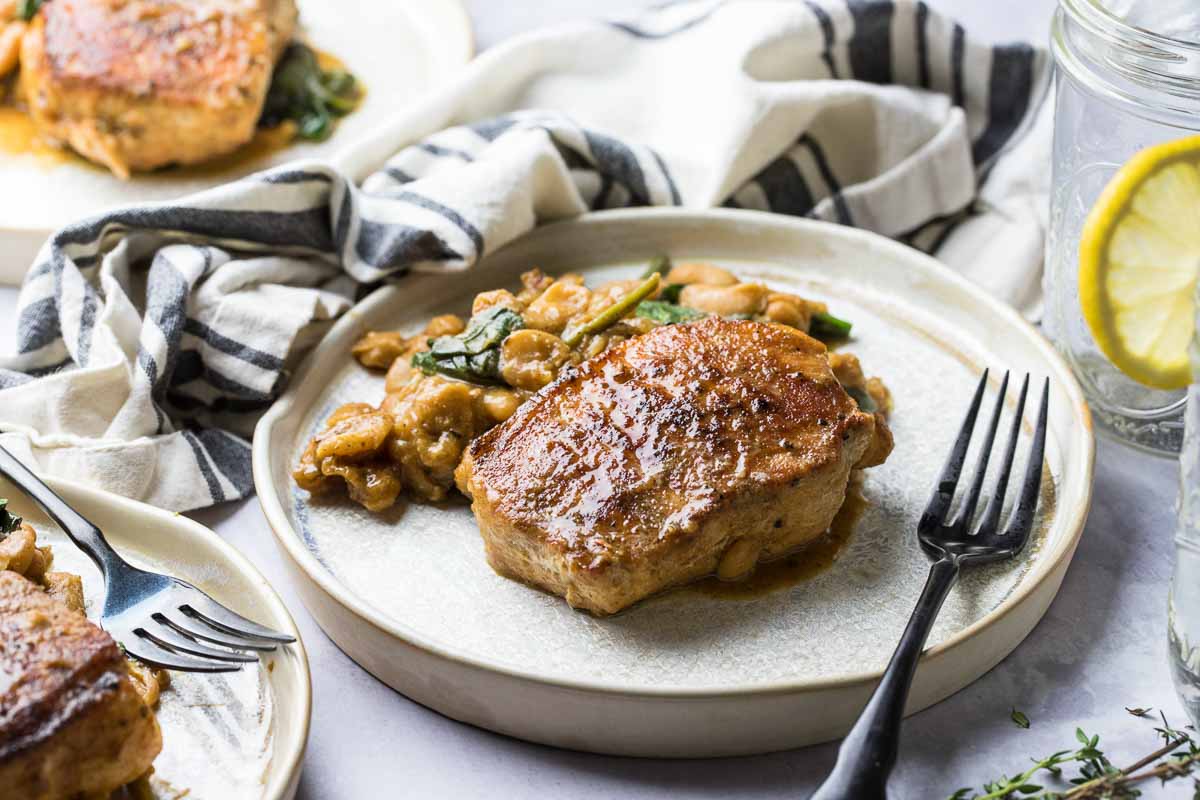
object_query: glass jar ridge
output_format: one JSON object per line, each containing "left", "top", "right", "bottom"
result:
{"left": 1045, "top": 0, "right": 1200, "bottom": 455}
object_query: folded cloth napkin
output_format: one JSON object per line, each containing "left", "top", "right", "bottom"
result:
{"left": 0, "top": 0, "right": 1051, "bottom": 511}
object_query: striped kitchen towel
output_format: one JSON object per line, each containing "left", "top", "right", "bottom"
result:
{"left": 0, "top": 0, "right": 1051, "bottom": 511}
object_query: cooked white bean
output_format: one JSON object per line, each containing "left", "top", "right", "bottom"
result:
{"left": 678, "top": 283, "right": 769, "bottom": 317}
{"left": 500, "top": 329, "right": 569, "bottom": 390}
{"left": 665, "top": 262, "right": 737, "bottom": 286}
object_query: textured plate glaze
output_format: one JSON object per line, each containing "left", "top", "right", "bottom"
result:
{"left": 1, "top": 475, "right": 310, "bottom": 799}
{"left": 254, "top": 209, "right": 1094, "bottom": 757}
{"left": 0, "top": 0, "right": 473, "bottom": 284}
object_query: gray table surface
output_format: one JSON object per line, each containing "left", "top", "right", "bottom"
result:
{"left": 0, "top": 0, "right": 1189, "bottom": 797}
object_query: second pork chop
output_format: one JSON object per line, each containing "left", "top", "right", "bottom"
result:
{"left": 456, "top": 317, "right": 893, "bottom": 615}
{"left": 0, "top": 570, "right": 162, "bottom": 799}
{"left": 20, "top": 0, "right": 298, "bottom": 176}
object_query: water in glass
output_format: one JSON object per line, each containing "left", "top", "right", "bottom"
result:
{"left": 1046, "top": 0, "right": 1200, "bottom": 454}
{"left": 1170, "top": 290, "right": 1200, "bottom": 728}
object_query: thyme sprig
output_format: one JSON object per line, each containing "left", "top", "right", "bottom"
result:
{"left": 948, "top": 710, "right": 1200, "bottom": 799}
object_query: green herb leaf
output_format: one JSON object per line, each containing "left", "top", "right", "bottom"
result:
{"left": 1012, "top": 709, "right": 1031, "bottom": 729}
{"left": 635, "top": 300, "right": 707, "bottom": 325}
{"left": 0, "top": 499, "right": 21, "bottom": 537}
{"left": 261, "top": 43, "right": 360, "bottom": 142}
{"left": 16, "top": 0, "right": 42, "bottom": 20}
{"left": 660, "top": 283, "right": 685, "bottom": 303}
{"left": 298, "top": 112, "right": 332, "bottom": 141}
{"left": 412, "top": 306, "right": 524, "bottom": 385}
{"left": 809, "top": 310, "right": 853, "bottom": 341}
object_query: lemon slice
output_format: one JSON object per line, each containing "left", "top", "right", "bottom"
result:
{"left": 1079, "top": 134, "right": 1200, "bottom": 390}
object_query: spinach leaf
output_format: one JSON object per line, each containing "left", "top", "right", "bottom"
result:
{"left": 809, "top": 310, "right": 853, "bottom": 341}
{"left": 660, "top": 283, "right": 685, "bottom": 303}
{"left": 260, "top": 44, "right": 360, "bottom": 142}
{"left": 16, "top": 0, "right": 42, "bottom": 20}
{"left": 0, "top": 499, "right": 22, "bottom": 538}
{"left": 635, "top": 300, "right": 707, "bottom": 325}
{"left": 412, "top": 306, "right": 524, "bottom": 385}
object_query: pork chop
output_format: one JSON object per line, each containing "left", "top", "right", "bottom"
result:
{"left": 0, "top": 570, "right": 162, "bottom": 799}
{"left": 456, "top": 317, "right": 893, "bottom": 615}
{"left": 20, "top": 0, "right": 298, "bottom": 176}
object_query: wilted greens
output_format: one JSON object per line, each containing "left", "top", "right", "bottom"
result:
{"left": 809, "top": 310, "right": 853, "bottom": 341}
{"left": 412, "top": 307, "right": 524, "bottom": 385}
{"left": 260, "top": 43, "right": 360, "bottom": 142}
{"left": 635, "top": 300, "right": 706, "bottom": 325}
{"left": 0, "top": 499, "right": 22, "bottom": 537}
{"left": 659, "top": 283, "right": 685, "bottom": 303}
{"left": 16, "top": 0, "right": 42, "bottom": 20}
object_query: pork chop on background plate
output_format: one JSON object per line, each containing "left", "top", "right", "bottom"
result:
{"left": 20, "top": 0, "right": 298, "bottom": 176}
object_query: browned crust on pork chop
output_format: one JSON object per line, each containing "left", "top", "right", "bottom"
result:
{"left": 0, "top": 570, "right": 161, "bottom": 799}
{"left": 457, "top": 317, "right": 890, "bottom": 615}
{"left": 20, "top": 0, "right": 297, "bottom": 176}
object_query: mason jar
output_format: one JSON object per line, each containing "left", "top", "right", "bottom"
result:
{"left": 1046, "top": 0, "right": 1200, "bottom": 455}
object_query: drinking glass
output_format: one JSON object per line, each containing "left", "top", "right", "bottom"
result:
{"left": 1170, "top": 291, "right": 1200, "bottom": 727}
{"left": 1046, "top": 0, "right": 1200, "bottom": 455}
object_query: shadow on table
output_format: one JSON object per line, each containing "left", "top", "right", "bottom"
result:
{"left": 288, "top": 440, "right": 1179, "bottom": 800}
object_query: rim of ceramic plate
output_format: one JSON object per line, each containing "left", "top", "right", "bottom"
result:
{"left": 0, "top": 0, "right": 476, "bottom": 244}
{"left": 42, "top": 476, "right": 312, "bottom": 797}
{"left": 253, "top": 207, "right": 1095, "bottom": 700}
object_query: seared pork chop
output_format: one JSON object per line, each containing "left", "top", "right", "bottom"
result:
{"left": 20, "top": 0, "right": 298, "bottom": 176}
{"left": 456, "top": 317, "right": 893, "bottom": 615}
{"left": 0, "top": 571, "right": 162, "bottom": 799}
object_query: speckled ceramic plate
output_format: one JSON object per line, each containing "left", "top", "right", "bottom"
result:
{"left": 1, "top": 474, "right": 311, "bottom": 798}
{"left": 0, "top": 0, "right": 473, "bottom": 284}
{"left": 253, "top": 209, "right": 1094, "bottom": 758}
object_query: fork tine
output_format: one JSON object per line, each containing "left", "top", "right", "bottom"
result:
{"left": 162, "top": 611, "right": 279, "bottom": 652}
{"left": 181, "top": 596, "right": 296, "bottom": 644}
{"left": 139, "top": 620, "right": 259, "bottom": 664}
{"left": 976, "top": 375, "right": 1031, "bottom": 540}
{"left": 121, "top": 635, "right": 243, "bottom": 673}
{"left": 921, "top": 369, "right": 989, "bottom": 528}
{"left": 1001, "top": 378, "right": 1049, "bottom": 549}
{"left": 953, "top": 371, "right": 1010, "bottom": 532}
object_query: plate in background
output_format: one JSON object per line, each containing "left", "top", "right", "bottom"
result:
{"left": 0, "top": 0, "right": 473, "bottom": 284}
{"left": 2, "top": 474, "right": 311, "bottom": 798}
{"left": 253, "top": 208, "right": 1094, "bottom": 757}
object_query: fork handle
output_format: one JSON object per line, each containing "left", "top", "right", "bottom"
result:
{"left": 0, "top": 444, "right": 127, "bottom": 577}
{"left": 810, "top": 557, "right": 961, "bottom": 800}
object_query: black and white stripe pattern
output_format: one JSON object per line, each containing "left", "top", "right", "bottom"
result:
{"left": 0, "top": 0, "right": 1050, "bottom": 511}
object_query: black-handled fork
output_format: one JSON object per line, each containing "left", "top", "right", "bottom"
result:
{"left": 810, "top": 370, "right": 1048, "bottom": 800}
{"left": 0, "top": 443, "right": 294, "bottom": 673}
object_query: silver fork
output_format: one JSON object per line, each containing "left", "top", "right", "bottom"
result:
{"left": 811, "top": 370, "right": 1049, "bottom": 800}
{"left": 0, "top": 444, "right": 294, "bottom": 673}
